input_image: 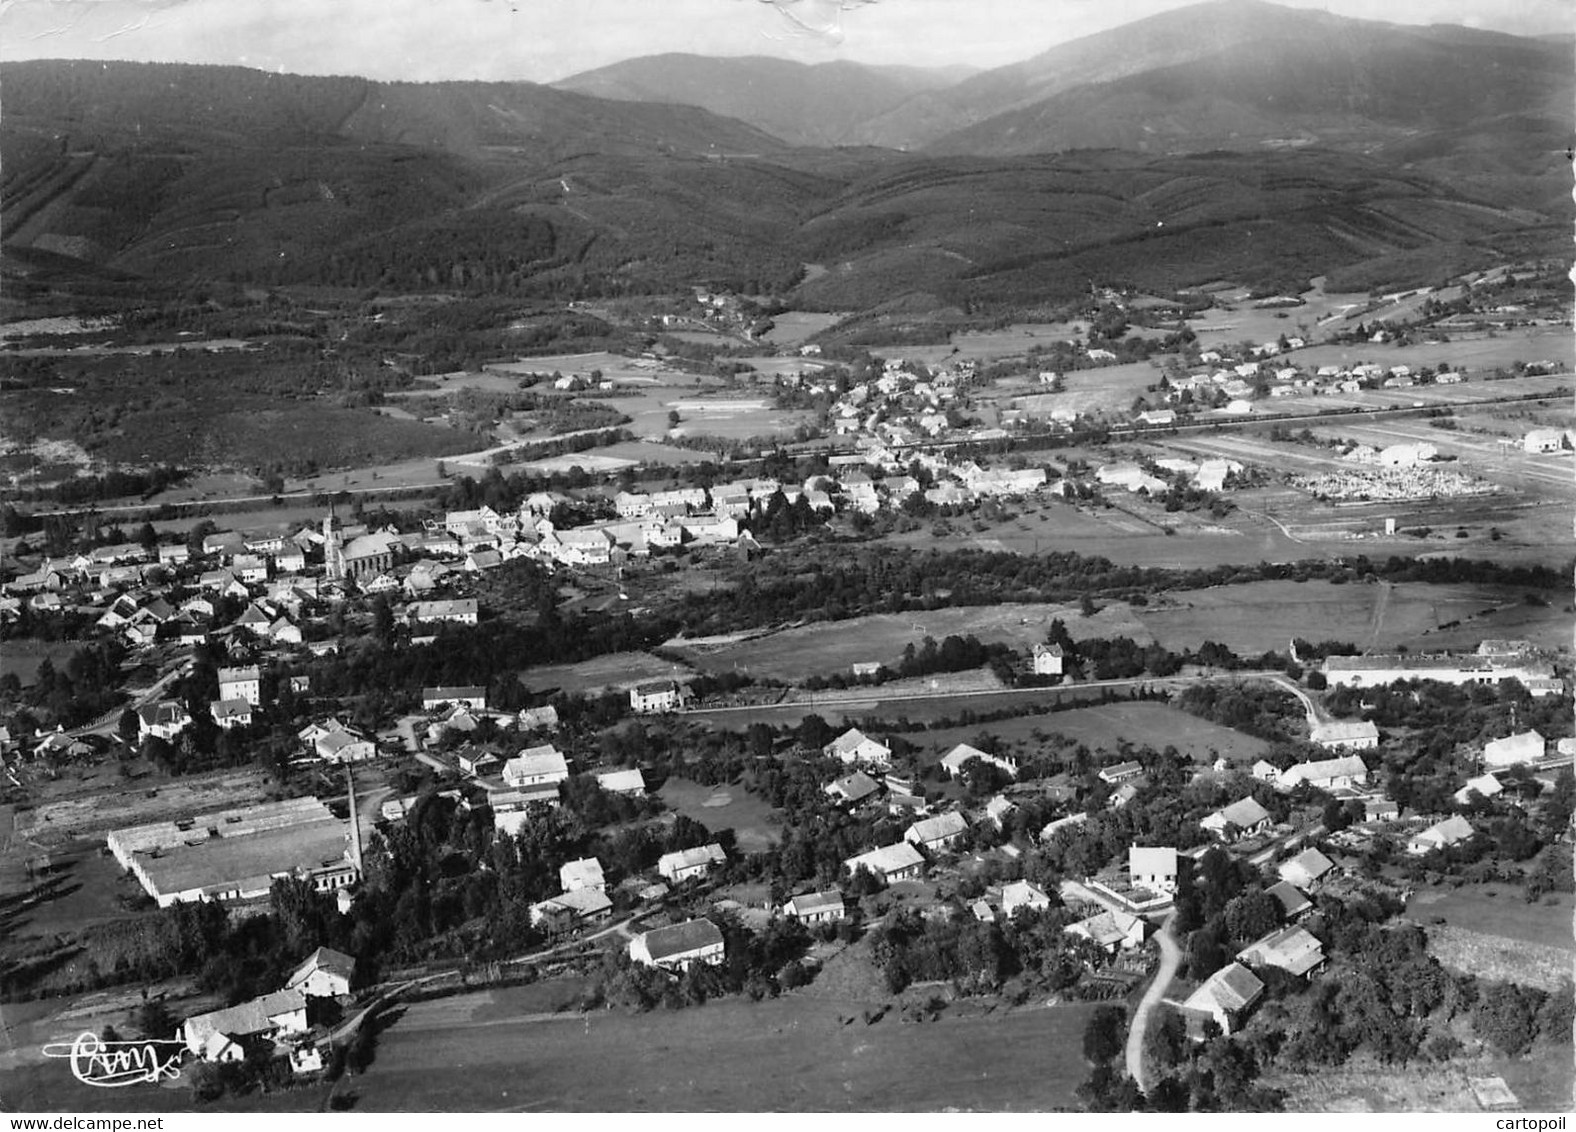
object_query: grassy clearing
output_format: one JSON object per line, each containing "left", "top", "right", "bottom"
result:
{"left": 903, "top": 701, "right": 1269, "bottom": 766}
{"left": 1140, "top": 579, "right": 1545, "bottom": 655}
{"left": 668, "top": 602, "right": 1150, "bottom": 683}
{"left": 1407, "top": 883, "right": 1574, "bottom": 952}
{"left": 657, "top": 778, "right": 780, "bottom": 853}
{"left": 519, "top": 652, "right": 690, "bottom": 695}
{"left": 1422, "top": 925, "right": 1573, "bottom": 992}
{"left": 358, "top": 991, "right": 1099, "bottom": 1111}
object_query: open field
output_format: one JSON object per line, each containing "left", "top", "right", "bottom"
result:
{"left": 519, "top": 651, "right": 691, "bottom": 695}
{"left": 593, "top": 439, "right": 718, "bottom": 466}
{"left": 1286, "top": 326, "right": 1574, "bottom": 375}
{"left": 904, "top": 700, "right": 1269, "bottom": 766}
{"left": 666, "top": 601, "right": 1152, "bottom": 682}
{"left": 1140, "top": 579, "right": 1558, "bottom": 654}
{"left": 1008, "top": 360, "right": 1161, "bottom": 418}
{"left": 1187, "top": 279, "right": 1374, "bottom": 350}
{"left": 1406, "top": 883, "right": 1574, "bottom": 952}
{"left": 1270, "top": 1047, "right": 1574, "bottom": 1112}
{"left": 358, "top": 989, "right": 1099, "bottom": 1111}
{"left": 657, "top": 777, "right": 780, "bottom": 853}
{"left": 760, "top": 311, "right": 847, "bottom": 345}
{"left": 0, "top": 839, "right": 147, "bottom": 941}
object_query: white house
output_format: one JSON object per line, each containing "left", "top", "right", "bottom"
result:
{"left": 1453, "top": 773, "right": 1503, "bottom": 806}
{"left": 560, "top": 857, "right": 606, "bottom": 893}
{"left": 422, "top": 686, "right": 487, "bottom": 712}
{"left": 629, "top": 680, "right": 683, "bottom": 714}
{"left": 939, "top": 743, "right": 1017, "bottom": 781}
{"left": 1237, "top": 925, "right": 1327, "bottom": 979}
{"left": 181, "top": 988, "right": 309, "bottom": 1057}
{"left": 1277, "top": 847, "right": 1335, "bottom": 889}
{"left": 824, "top": 728, "right": 892, "bottom": 770}
{"left": 1065, "top": 909, "right": 1146, "bottom": 953}
{"left": 844, "top": 841, "right": 925, "bottom": 883}
{"left": 1200, "top": 797, "right": 1272, "bottom": 841}
{"left": 1181, "top": 963, "right": 1265, "bottom": 1035}
{"left": 217, "top": 665, "right": 262, "bottom": 707}
{"left": 1000, "top": 879, "right": 1052, "bottom": 916}
{"left": 658, "top": 843, "right": 726, "bottom": 883}
{"left": 596, "top": 768, "right": 646, "bottom": 796}
{"left": 783, "top": 890, "right": 846, "bottom": 924}
{"left": 210, "top": 698, "right": 253, "bottom": 731}
{"left": 1308, "top": 720, "right": 1379, "bottom": 751}
{"left": 1277, "top": 755, "right": 1368, "bottom": 791}
{"left": 285, "top": 947, "right": 356, "bottom": 998}
{"left": 137, "top": 700, "right": 192, "bottom": 742}
{"left": 1032, "top": 642, "right": 1064, "bottom": 676}
{"left": 904, "top": 811, "right": 969, "bottom": 854}
{"left": 1129, "top": 846, "right": 1179, "bottom": 893}
{"left": 628, "top": 918, "right": 724, "bottom": 971}
{"left": 1408, "top": 814, "right": 1475, "bottom": 856}
{"left": 1483, "top": 730, "right": 1544, "bottom": 769}
{"left": 503, "top": 746, "right": 570, "bottom": 788}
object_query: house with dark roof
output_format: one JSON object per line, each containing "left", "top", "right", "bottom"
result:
{"left": 629, "top": 918, "right": 724, "bottom": 971}
{"left": 825, "top": 770, "right": 882, "bottom": 807}
{"left": 1237, "top": 925, "right": 1327, "bottom": 980}
{"left": 1277, "top": 847, "right": 1335, "bottom": 889}
{"left": 286, "top": 947, "right": 356, "bottom": 998}
{"left": 1181, "top": 962, "right": 1264, "bottom": 1036}
{"left": 1200, "top": 797, "right": 1272, "bottom": 841}
{"left": 181, "top": 988, "right": 309, "bottom": 1058}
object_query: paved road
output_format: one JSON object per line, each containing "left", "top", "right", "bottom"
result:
{"left": 1125, "top": 909, "right": 1181, "bottom": 1094}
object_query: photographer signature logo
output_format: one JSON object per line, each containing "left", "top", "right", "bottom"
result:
{"left": 41, "top": 1032, "right": 185, "bottom": 1088}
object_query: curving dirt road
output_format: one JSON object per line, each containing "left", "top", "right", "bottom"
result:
{"left": 1125, "top": 909, "right": 1181, "bottom": 1094}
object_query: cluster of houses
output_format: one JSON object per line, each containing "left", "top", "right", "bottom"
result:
{"left": 1151, "top": 353, "right": 1462, "bottom": 418}
{"left": 181, "top": 946, "right": 355, "bottom": 1070}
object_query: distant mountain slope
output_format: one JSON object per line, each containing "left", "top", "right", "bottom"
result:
{"left": 925, "top": 7, "right": 1573, "bottom": 159}
{"left": 552, "top": 55, "right": 968, "bottom": 148}
{"left": 1, "top": 58, "right": 1564, "bottom": 315}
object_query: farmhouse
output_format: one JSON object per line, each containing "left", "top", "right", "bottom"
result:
{"left": 658, "top": 843, "right": 727, "bottom": 883}
{"left": 458, "top": 749, "right": 500, "bottom": 777}
{"left": 783, "top": 890, "right": 846, "bottom": 924}
{"left": 824, "top": 728, "right": 892, "bottom": 770}
{"left": 519, "top": 704, "right": 561, "bottom": 731}
{"left": 845, "top": 841, "right": 925, "bottom": 884}
{"left": 1267, "top": 879, "right": 1313, "bottom": 920}
{"left": 629, "top": 680, "right": 683, "bottom": 713}
{"left": 1000, "top": 879, "right": 1052, "bottom": 916}
{"left": 1483, "top": 730, "right": 1544, "bottom": 769}
{"left": 826, "top": 770, "right": 882, "bottom": 806}
{"left": 316, "top": 727, "right": 376, "bottom": 764}
{"left": 1237, "top": 925, "right": 1327, "bottom": 979}
{"left": 1200, "top": 797, "right": 1272, "bottom": 841}
{"left": 1099, "top": 761, "right": 1144, "bottom": 785}
{"left": 422, "top": 686, "right": 487, "bottom": 711}
{"left": 1524, "top": 428, "right": 1568, "bottom": 454}
{"left": 1180, "top": 963, "right": 1264, "bottom": 1036}
{"left": 182, "top": 988, "right": 309, "bottom": 1058}
{"left": 410, "top": 598, "right": 478, "bottom": 626}
{"left": 939, "top": 743, "right": 1018, "bottom": 780}
{"left": 531, "top": 887, "right": 613, "bottom": 931}
{"left": 1129, "top": 846, "right": 1179, "bottom": 893}
{"left": 1065, "top": 909, "right": 1146, "bottom": 953}
{"left": 1308, "top": 720, "right": 1379, "bottom": 751}
{"left": 503, "top": 746, "right": 569, "bottom": 788}
{"left": 628, "top": 919, "right": 724, "bottom": 972}
{"left": 904, "top": 811, "right": 969, "bottom": 853}
{"left": 1277, "top": 847, "right": 1335, "bottom": 890}
{"left": 1408, "top": 814, "right": 1475, "bottom": 856}
{"left": 285, "top": 947, "right": 356, "bottom": 998}
{"left": 1453, "top": 773, "right": 1503, "bottom": 806}
{"left": 217, "top": 665, "right": 262, "bottom": 706}
{"left": 1277, "top": 755, "right": 1367, "bottom": 791}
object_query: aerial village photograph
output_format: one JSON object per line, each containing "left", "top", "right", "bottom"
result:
{"left": 0, "top": 0, "right": 1571, "bottom": 1118}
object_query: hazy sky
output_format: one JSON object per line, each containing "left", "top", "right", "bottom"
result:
{"left": 1, "top": 0, "right": 1569, "bottom": 82}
